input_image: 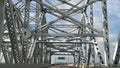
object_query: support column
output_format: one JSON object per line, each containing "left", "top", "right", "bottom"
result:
{"left": 0, "top": 0, "right": 4, "bottom": 52}
{"left": 87, "top": 4, "right": 94, "bottom": 68}
{"left": 73, "top": 54, "right": 76, "bottom": 68}
{"left": 22, "top": 0, "right": 30, "bottom": 63}
{"left": 102, "top": 0, "right": 110, "bottom": 66}
{"left": 5, "top": 0, "right": 21, "bottom": 64}
{"left": 1, "top": 45, "right": 10, "bottom": 63}
{"left": 44, "top": 47, "right": 48, "bottom": 63}
{"left": 0, "top": 0, "right": 4, "bottom": 63}
{"left": 0, "top": 0, "right": 5, "bottom": 63}
{"left": 49, "top": 52, "right": 52, "bottom": 64}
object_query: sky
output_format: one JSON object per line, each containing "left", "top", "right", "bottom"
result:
{"left": 108, "top": 0, "right": 120, "bottom": 37}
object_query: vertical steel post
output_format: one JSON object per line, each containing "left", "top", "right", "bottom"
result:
{"left": 22, "top": 0, "right": 30, "bottom": 63}
{"left": 87, "top": 4, "right": 93, "bottom": 68}
{"left": 102, "top": 0, "right": 110, "bottom": 66}
{"left": 0, "top": 0, "right": 5, "bottom": 63}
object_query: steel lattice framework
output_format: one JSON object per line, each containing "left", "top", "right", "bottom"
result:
{"left": 0, "top": 0, "right": 119, "bottom": 67}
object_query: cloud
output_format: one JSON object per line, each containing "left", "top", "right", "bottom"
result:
{"left": 108, "top": 0, "right": 120, "bottom": 34}
{"left": 93, "top": 17, "right": 103, "bottom": 31}
{"left": 108, "top": 0, "right": 120, "bottom": 15}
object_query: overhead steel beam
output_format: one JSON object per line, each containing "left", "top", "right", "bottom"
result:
{"left": 50, "top": 27, "right": 68, "bottom": 34}
{"left": 36, "top": 0, "right": 101, "bottom": 33}
{"left": 1, "top": 0, "right": 112, "bottom": 66}
{"left": 45, "top": 43, "right": 77, "bottom": 51}
{"left": 58, "top": 0, "right": 101, "bottom": 14}
{"left": 50, "top": 25, "right": 77, "bottom": 28}
{"left": 2, "top": 41, "right": 96, "bottom": 44}
{"left": 66, "top": 37, "right": 91, "bottom": 41}
{"left": 40, "top": 41, "right": 96, "bottom": 44}
{"left": 50, "top": 51, "right": 78, "bottom": 54}
{"left": 36, "top": 33, "right": 103, "bottom": 37}
{"left": 51, "top": 54, "right": 72, "bottom": 55}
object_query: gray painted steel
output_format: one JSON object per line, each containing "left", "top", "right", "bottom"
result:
{"left": 0, "top": 0, "right": 119, "bottom": 67}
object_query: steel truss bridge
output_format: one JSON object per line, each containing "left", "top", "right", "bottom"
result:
{"left": 0, "top": 0, "right": 120, "bottom": 68}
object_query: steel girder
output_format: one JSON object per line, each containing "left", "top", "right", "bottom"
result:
{"left": 0, "top": 0, "right": 114, "bottom": 67}
{"left": 0, "top": 0, "right": 5, "bottom": 63}
{"left": 5, "top": 0, "right": 21, "bottom": 64}
{"left": 102, "top": 0, "right": 110, "bottom": 66}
